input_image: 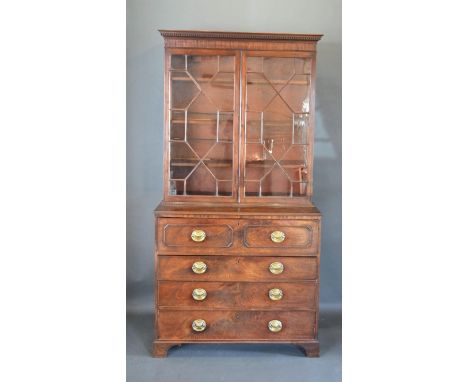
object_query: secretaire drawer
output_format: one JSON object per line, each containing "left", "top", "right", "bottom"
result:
{"left": 158, "top": 281, "right": 317, "bottom": 309}
{"left": 157, "top": 310, "right": 316, "bottom": 340}
{"left": 157, "top": 218, "right": 237, "bottom": 252}
{"left": 241, "top": 219, "right": 320, "bottom": 254}
{"left": 157, "top": 255, "right": 318, "bottom": 281}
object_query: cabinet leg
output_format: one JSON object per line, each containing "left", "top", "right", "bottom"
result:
{"left": 297, "top": 342, "right": 320, "bottom": 357}
{"left": 152, "top": 342, "right": 179, "bottom": 357}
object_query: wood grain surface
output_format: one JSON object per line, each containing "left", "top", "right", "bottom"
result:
{"left": 157, "top": 217, "right": 320, "bottom": 255}
{"left": 157, "top": 255, "right": 318, "bottom": 281}
{"left": 157, "top": 310, "right": 316, "bottom": 341}
{"left": 158, "top": 281, "right": 317, "bottom": 309}
{"left": 161, "top": 219, "right": 235, "bottom": 248}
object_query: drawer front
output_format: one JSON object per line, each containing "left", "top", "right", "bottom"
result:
{"left": 157, "top": 310, "right": 316, "bottom": 340}
{"left": 158, "top": 218, "right": 236, "bottom": 251}
{"left": 158, "top": 281, "right": 317, "bottom": 309}
{"left": 158, "top": 256, "right": 318, "bottom": 281}
{"left": 242, "top": 219, "right": 320, "bottom": 254}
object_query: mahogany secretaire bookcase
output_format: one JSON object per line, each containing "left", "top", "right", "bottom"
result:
{"left": 153, "top": 30, "right": 323, "bottom": 357}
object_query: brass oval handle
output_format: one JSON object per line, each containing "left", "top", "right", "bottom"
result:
{"left": 269, "top": 288, "right": 283, "bottom": 301}
{"left": 192, "top": 288, "right": 207, "bottom": 301}
{"left": 269, "top": 261, "right": 284, "bottom": 275}
{"left": 191, "top": 229, "right": 206, "bottom": 242}
{"left": 192, "top": 261, "right": 207, "bottom": 274}
{"left": 192, "top": 319, "right": 207, "bottom": 332}
{"left": 268, "top": 320, "right": 283, "bottom": 333}
{"left": 270, "top": 230, "right": 286, "bottom": 243}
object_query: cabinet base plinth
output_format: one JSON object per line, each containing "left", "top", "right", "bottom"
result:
{"left": 152, "top": 341, "right": 319, "bottom": 358}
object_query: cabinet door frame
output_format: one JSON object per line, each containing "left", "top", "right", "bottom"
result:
{"left": 240, "top": 50, "right": 317, "bottom": 205}
{"left": 163, "top": 48, "right": 241, "bottom": 203}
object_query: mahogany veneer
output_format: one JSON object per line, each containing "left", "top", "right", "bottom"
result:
{"left": 157, "top": 255, "right": 318, "bottom": 281}
{"left": 157, "top": 218, "right": 320, "bottom": 255}
{"left": 158, "top": 281, "right": 317, "bottom": 309}
{"left": 157, "top": 310, "right": 316, "bottom": 340}
{"left": 153, "top": 30, "right": 322, "bottom": 357}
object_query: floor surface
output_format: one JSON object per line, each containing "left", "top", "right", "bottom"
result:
{"left": 127, "top": 306, "right": 341, "bottom": 382}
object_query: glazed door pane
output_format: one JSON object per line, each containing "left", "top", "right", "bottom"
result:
{"left": 169, "top": 54, "right": 236, "bottom": 196}
{"left": 243, "top": 55, "right": 312, "bottom": 198}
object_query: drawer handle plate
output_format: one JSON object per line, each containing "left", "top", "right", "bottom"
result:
{"left": 192, "top": 319, "right": 207, "bottom": 332}
{"left": 268, "top": 320, "right": 283, "bottom": 333}
{"left": 270, "top": 231, "right": 286, "bottom": 243}
{"left": 192, "top": 288, "right": 207, "bottom": 301}
{"left": 192, "top": 261, "right": 207, "bottom": 274}
{"left": 269, "top": 262, "right": 284, "bottom": 275}
{"left": 191, "top": 229, "right": 206, "bottom": 242}
{"left": 269, "top": 288, "right": 283, "bottom": 301}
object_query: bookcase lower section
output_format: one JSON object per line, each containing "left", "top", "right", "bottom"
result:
{"left": 153, "top": 203, "right": 322, "bottom": 358}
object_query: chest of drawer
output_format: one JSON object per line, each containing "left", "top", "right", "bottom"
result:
{"left": 156, "top": 310, "right": 316, "bottom": 341}
{"left": 157, "top": 218, "right": 236, "bottom": 252}
{"left": 158, "top": 281, "right": 317, "bottom": 309}
{"left": 157, "top": 217, "right": 321, "bottom": 256}
{"left": 157, "top": 255, "right": 318, "bottom": 281}
{"left": 240, "top": 219, "right": 320, "bottom": 254}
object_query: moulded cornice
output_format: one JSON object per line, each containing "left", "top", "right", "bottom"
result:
{"left": 159, "top": 29, "right": 323, "bottom": 42}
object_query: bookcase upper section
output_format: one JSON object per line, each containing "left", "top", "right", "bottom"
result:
{"left": 160, "top": 30, "right": 322, "bottom": 205}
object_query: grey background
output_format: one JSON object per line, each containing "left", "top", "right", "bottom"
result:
{"left": 127, "top": 0, "right": 341, "bottom": 380}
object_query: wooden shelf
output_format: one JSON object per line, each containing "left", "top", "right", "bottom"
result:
{"left": 171, "top": 76, "right": 233, "bottom": 84}
{"left": 170, "top": 138, "right": 232, "bottom": 143}
{"left": 171, "top": 159, "right": 232, "bottom": 168}
{"left": 246, "top": 79, "right": 309, "bottom": 86}
{"left": 170, "top": 159, "right": 305, "bottom": 168}
{"left": 171, "top": 75, "right": 308, "bottom": 86}
{"left": 246, "top": 160, "right": 306, "bottom": 168}
{"left": 171, "top": 119, "right": 224, "bottom": 125}
{"left": 171, "top": 119, "right": 302, "bottom": 128}
{"left": 245, "top": 122, "right": 295, "bottom": 127}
